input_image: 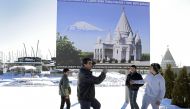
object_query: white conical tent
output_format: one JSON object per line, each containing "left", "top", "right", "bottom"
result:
{"left": 161, "top": 48, "right": 177, "bottom": 68}
{"left": 162, "top": 49, "right": 175, "bottom": 62}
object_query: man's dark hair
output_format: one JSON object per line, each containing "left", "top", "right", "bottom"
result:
{"left": 130, "top": 65, "right": 137, "bottom": 69}
{"left": 92, "top": 61, "right": 96, "bottom": 66}
{"left": 82, "top": 58, "right": 92, "bottom": 66}
{"left": 151, "top": 63, "right": 161, "bottom": 73}
{"left": 63, "top": 68, "right": 69, "bottom": 73}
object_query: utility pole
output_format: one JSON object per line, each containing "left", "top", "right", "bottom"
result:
{"left": 31, "top": 46, "right": 35, "bottom": 57}
{"left": 48, "top": 49, "right": 52, "bottom": 59}
{"left": 23, "top": 43, "right": 27, "bottom": 57}
{"left": 36, "top": 40, "right": 39, "bottom": 57}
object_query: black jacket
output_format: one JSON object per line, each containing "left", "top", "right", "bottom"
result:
{"left": 77, "top": 67, "right": 106, "bottom": 101}
{"left": 125, "top": 72, "right": 143, "bottom": 91}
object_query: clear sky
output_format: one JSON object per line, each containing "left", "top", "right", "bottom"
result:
{"left": 0, "top": 0, "right": 56, "bottom": 61}
{"left": 57, "top": 0, "right": 150, "bottom": 53}
{"left": 136, "top": 0, "right": 190, "bottom": 66}
{"left": 0, "top": 0, "right": 190, "bottom": 66}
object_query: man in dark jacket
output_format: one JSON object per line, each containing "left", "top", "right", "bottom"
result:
{"left": 77, "top": 58, "right": 107, "bottom": 109}
{"left": 125, "top": 65, "right": 143, "bottom": 109}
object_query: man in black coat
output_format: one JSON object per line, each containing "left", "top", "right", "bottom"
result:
{"left": 77, "top": 58, "right": 107, "bottom": 109}
{"left": 126, "top": 65, "right": 143, "bottom": 109}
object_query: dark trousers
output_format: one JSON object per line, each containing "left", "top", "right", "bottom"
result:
{"left": 60, "top": 96, "right": 70, "bottom": 109}
{"left": 129, "top": 90, "right": 139, "bottom": 109}
{"left": 79, "top": 98, "right": 101, "bottom": 109}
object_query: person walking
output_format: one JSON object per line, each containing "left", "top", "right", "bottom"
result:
{"left": 77, "top": 58, "right": 107, "bottom": 109}
{"left": 141, "top": 63, "right": 165, "bottom": 109}
{"left": 59, "top": 68, "right": 71, "bottom": 109}
{"left": 126, "top": 65, "right": 144, "bottom": 109}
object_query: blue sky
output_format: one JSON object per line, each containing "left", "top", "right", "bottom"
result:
{"left": 57, "top": 1, "right": 150, "bottom": 53}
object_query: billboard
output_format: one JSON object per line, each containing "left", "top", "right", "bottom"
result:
{"left": 56, "top": 0, "right": 150, "bottom": 68}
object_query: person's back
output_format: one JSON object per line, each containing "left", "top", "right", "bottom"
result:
{"left": 141, "top": 63, "right": 165, "bottom": 109}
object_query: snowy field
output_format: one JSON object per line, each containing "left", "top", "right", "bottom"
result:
{"left": 0, "top": 72, "right": 181, "bottom": 109}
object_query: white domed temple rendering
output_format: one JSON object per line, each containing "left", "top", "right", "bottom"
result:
{"left": 94, "top": 9, "right": 142, "bottom": 63}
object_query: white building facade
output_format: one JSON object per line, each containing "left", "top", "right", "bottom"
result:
{"left": 94, "top": 9, "right": 142, "bottom": 63}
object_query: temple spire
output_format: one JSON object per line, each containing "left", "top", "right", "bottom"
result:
{"left": 135, "top": 33, "right": 141, "bottom": 44}
{"left": 115, "top": 8, "right": 132, "bottom": 34}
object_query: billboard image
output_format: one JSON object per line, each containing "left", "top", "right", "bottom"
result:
{"left": 56, "top": 0, "right": 150, "bottom": 67}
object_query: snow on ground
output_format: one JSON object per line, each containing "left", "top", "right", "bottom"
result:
{"left": 0, "top": 72, "right": 181, "bottom": 109}
{"left": 0, "top": 72, "right": 125, "bottom": 87}
{"left": 93, "top": 72, "right": 126, "bottom": 86}
{"left": 0, "top": 86, "right": 181, "bottom": 109}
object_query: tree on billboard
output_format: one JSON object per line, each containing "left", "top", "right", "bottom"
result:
{"left": 79, "top": 52, "right": 93, "bottom": 60}
{"left": 141, "top": 53, "right": 150, "bottom": 61}
{"left": 56, "top": 33, "right": 81, "bottom": 66}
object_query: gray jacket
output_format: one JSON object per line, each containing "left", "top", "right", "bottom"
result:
{"left": 59, "top": 74, "right": 71, "bottom": 96}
